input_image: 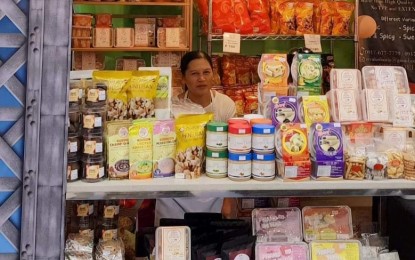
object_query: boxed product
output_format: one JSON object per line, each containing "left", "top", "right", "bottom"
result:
{"left": 152, "top": 120, "right": 176, "bottom": 178}
{"left": 72, "top": 37, "right": 91, "bottom": 48}
{"left": 116, "top": 58, "right": 146, "bottom": 71}
{"left": 155, "top": 226, "right": 191, "bottom": 260}
{"left": 73, "top": 14, "right": 93, "bottom": 27}
{"left": 72, "top": 52, "right": 105, "bottom": 70}
{"left": 302, "top": 206, "right": 353, "bottom": 242}
{"left": 156, "top": 27, "right": 187, "bottom": 48}
{"left": 327, "top": 89, "right": 362, "bottom": 122}
{"left": 270, "top": 96, "right": 300, "bottom": 128}
{"left": 92, "top": 28, "right": 113, "bottom": 48}
{"left": 258, "top": 54, "right": 290, "bottom": 88}
{"left": 300, "top": 96, "right": 330, "bottom": 127}
{"left": 252, "top": 208, "right": 303, "bottom": 242}
{"left": 362, "top": 66, "right": 410, "bottom": 94}
{"left": 255, "top": 242, "right": 309, "bottom": 260}
{"left": 392, "top": 94, "right": 413, "bottom": 127}
{"left": 114, "top": 28, "right": 134, "bottom": 48}
{"left": 276, "top": 159, "right": 311, "bottom": 181}
{"left": 276, "top": 123, "right": 309, "bottom": 162}
{"left": 134, "top": 18, "right": 156, "bottom": 47}
{"left": 310, "top": 240, "right": 361, "bottom": 260}
{"left": 95, "top": 13, "right": 112, "bottom": 28}
{"left": 362, "top": 89, "right": 390, "bottom": 123}
{"left": 330, "top": 69, "right": 361, "bottom": 90}
{"left": 296, "top": 54, "right": 323, "bottom": 95}
{"left": 72, "top": 26, "right": 91, "bottom": 38}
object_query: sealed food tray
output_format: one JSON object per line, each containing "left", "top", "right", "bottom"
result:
{"left": 73, "top": 14, "right": 93, "bottom": 27}
{"left": 362, "top": 66, "right": 410, "bottom": 94}
{"left": 302, "top": 206, "right": 353, "bottom": 242}
{"left": 329, "top": 69, "right": 362, "bottom": 90}
{"left": 256, "top": 242, "right": 309, "bottom": 260}
{"left": 72, "top": 37, "right": 92, "bottom": 48}
{"left": 310, "top": 240, "right": 361, "bottom": 260}
{"left": 155, "top": 226, "right": 191, "bottom": 260}
{"left": 157, "top": 27, "right": 187, "bottom": 48}
{"left": 326, "top": 89, "right": 362, "bottom": 122}
{"left": 72, "top": 26, "right": 92, "bottom": 38}
{"left": 252, "top": 207, "right": 303, "bottom": 242}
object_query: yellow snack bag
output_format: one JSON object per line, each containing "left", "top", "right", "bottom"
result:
{"left": 93, "top": 71, "right": 131, "bottom": 121}
{"left": 129, "top": 121, "right": 154, "bottom": 179}
{"left": 129, "top": 71, "right": 159, "bottom": 119}
{"left": 175, "top": 113, "right": 214, "bottom": 179}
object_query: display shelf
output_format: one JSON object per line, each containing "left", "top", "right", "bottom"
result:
{"left": 73, "top": 1, "right": 189, "bottom": 6}
{"left": 66, "top": 176, "right": 415, "bottom": 200}
{"left": 72, "top": 47, "right": 190, "bottom": 52}
{"left": 209, "top": 34, "right": 356, "bottom": 41}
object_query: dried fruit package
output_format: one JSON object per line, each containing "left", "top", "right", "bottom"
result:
{"left": 234, "top": 0, "right": 254, "bottom": 34}
{"left": 212, "top": 55, "right": 222, "bottom": 86}
{"left": 235, "top": 55, "right": 252, "bottom": 85}
{"left": 278, "top": 2, "right": 296, "bottom": 35}
{"left": 247, "top": 0, "right": 271, "bottom": 33}
{"left": 93, "top": 71, "right": 130, "bottom": 121}
{"left": 222, "top": 55, "right": 237, "bottom": 86}
{"left": 319, "top": 2, "right": 335, "bottom": 35}
{"left": 302, "top": 206, "right": 353, "bottom": 242}
{"left": 128, "top": 71, "right": 159, "bottom": 120}
{"left": 295, "top": 2, "right": 314, "bottom": 35}
{"left": 212, "top": 0, "right": 237, "bottom": 33}
{"left": 332, "top": 2, "right": 355, "bottom": 36}
{"left": 129, "top": 121, "right": 154, "bottom": 179}
{"left": 175, "top": 113, "right": 213, "bottom": 179}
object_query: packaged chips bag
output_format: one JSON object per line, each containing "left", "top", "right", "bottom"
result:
{"left": 278, "top": 1, "right": 296, "bottom": 35}
{"left": 332, "top": 2, "right": 355, "bottom": 36}
{"left": 295, "top": 2, "right": 314, "bottom": 35}
{"left": 128, "top": 71, "right": 159, "bottom": 120}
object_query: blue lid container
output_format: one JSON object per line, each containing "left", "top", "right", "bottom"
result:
{"left": 252, "top": 124, "right": 275, "bottom": 134}
{"left": 253, "top": 153, "right": 275, "bottom": 161}
{"left": 228, "top": 152, "right": 252, "bottom": 161}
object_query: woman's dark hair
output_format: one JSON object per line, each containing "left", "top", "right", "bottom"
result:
{"left": 180, "top": 51, "right": 213, "bottom": 75}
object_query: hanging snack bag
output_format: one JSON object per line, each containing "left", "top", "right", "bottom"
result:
{"left": 128, "top": 71, "right": 159, "bottom": 120}
{"left": 107, "top": 121, "right": 131, "bottom": 180}
{"left": 222, "top": 55, "right": 237, "bottom": 86}
{"left": 93, "top": 71, "right": 130, "bottom": 121}
{"left": 300, "top": 96, "right": 330, "bottom": 127}
{"left": 295, "top": 2, "right": 314, "bottom": 35}
{"left": 129, "top": 121, "right": 154, "bottom": 179}
{"left": 235, "top": 55, "right": 252, "bottom": 85}
{"left": 278, "top": 2, "right": 296, "bottom": 35}
{"left": 234, "top": 0, "right": 254, "bottom": 34}
{"left": 319, "top": 2, "right": 334, "bottom": 35}
{"left": 175, "top": 113, "right": 214, "bottom": 179}
{"left": 153, "top": 120, "right": 176, "bottom": 178}
{"left": 332, "top": 2, "right": 355, "bottom": 36}
{"left": 247, "top": 0, "right": 271, "bottom": 34}
{"left": 269, "top": 0, "right": 280, "bottom": 34}
{"left": 212, "top": 0, "right": 237, "bottom": 33}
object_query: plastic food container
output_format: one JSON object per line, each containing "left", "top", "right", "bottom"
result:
{"left": 156, "top": 27, "right": 187, "bottom": 48}
{"left": 252, "top": 124, "right": 275, "bottom": 154}
{"left": 72, "top": 14, "right": 93, "bottom": 27}
{"left": 228, "top": 123, "right": 252, "bottom": 154}
{"left": 82, "top": 155, "right": 105, "bottom": 183}
{"left": 310, "top": 240, "right": 361, "bottom": 260}
{"left": 206, "top": 149, "right": 228, "bottom": 178}
{"left": 155, "top": 226, "right": 191, "bottom": 260}
{"left": 72, "top": 26, "right": 92, "bottom": 38}
{"left": 327, "top": 89, "right": 362, "bottom": 122}
{"left": 95, "top": 13, "right": 112, "bottom": 28}
{"left": 85, "top": 82, "right": 107, "bottom": 107}
{"left": 82, "top": 133, "right": 104, "bottom": 156}
{"left": 206, "top": 121, "right": 228, "bottom": 151}
{"left": 69, "top": 80, "right": 83, "bottom": 107}
{"left": 252, "top": 207, "right": 303, "bottom": 242}
{"left": 228, "top": 152, "right": 252, "bottom": 181}
{"left": 67, "top": 133, "right": 81, "bottom": 158}
{"left": 82, "top": 107, "right": 106, "bottom": 133}
{"left": 67, "top": 157, "right": 80, "bottom": 182}
{"left": 72, "top": 37, "right": 92, "bottom": 48}
{"left": 114, "top": 28, "right": 134, "bottom": 48}
{"left": 330, "top": 69, "right": 362, "bottom": 90}
{"left": 362, "top": 66, "right": 410, "bottom": 94}
{"left": 362, "top": 89, "right": 390, "bottom": 123}
{"left": 255, "top": 242, "right": 309, "bottom": 260}
{"left": 302, "top": 206, "right": 353, "bottom": 242}
{"left": 252, "top": 153, "right": 276, "bottom": 181}
{"left": 92, "top": 28, "right": 113, "bottom": 48}
{"left": 276, "top": 159, "right": 311, "bottom": 181}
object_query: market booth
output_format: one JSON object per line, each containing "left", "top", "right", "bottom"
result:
{"left": 1, "top": 0, "right": 415, "bottom": 259}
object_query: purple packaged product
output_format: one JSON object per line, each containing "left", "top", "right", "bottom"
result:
{"left": 270, "top": 96, "right": 299, "bottom": 127}
{"left": 310, "top": 123, "right": 343, "bottom": 161}
{"left": 311, "top": 159, "right": 345, "bottom": 180}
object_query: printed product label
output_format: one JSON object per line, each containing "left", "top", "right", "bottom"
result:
{"left": 228, "top": 134, "right": 252, "bottom": 151}
{"left": 161, "top": 228, "right": 187, "bottom": 259}
{"left": 83, "top": 115, "right": 95, "bottom": 129}
{"left": 102, "top": 229, "right": 117, "bottom": 241}
{"left": 98, "top": 89, "right": 106, "bottom": 101}
{"left": 69, "top": 141, "right": 78, "bottom": 153}
{"left": 87, "top": 89, "right": 99, "bottom": 102}
{"left": 375, "top": 67, "right": 396, "bottom": 90}
{"left": 69, "top": 89, "right": 80, "bottom": 102}
{"left": 70, "top": 169, "right": 78, "bottom": 180}
{"left": 94, "top": 117, "right": 102, "bottom": 127}
{"left": 86, "top": 165, "right": 99, "bottom": 179}
{"left": 84, "top": 141, "right": 97, "bottom": 154}
{"left": 206, "top": 159, "right": 227, "bottom": 176}
{"left": 337, "top": 70, "right": 359, "bottom": 89}
{"left": 206, "top": 132, "right": 228, "bottom": 149}
{"left": 252, "top": 134, "right": 275, "bottom": 151}
{"left": 252, "top": 161, "right": 275, "bottom": 178}
{"left": 228, "top": 162, "right": 251, "bottom": 179}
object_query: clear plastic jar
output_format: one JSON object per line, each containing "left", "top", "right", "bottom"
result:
{"left": 67, "top": 156, "right": 80, "bottom": 182}
{"left": 252, "top": 153, "right": 276, "bottom": 181}
{"left": 82, "top": 133, "right": 104, "bottom": 156}
{"left": 206, "top": 122, "right": 228, "bottom": 151}
{"left": 228, "top": 123, "right": 252, "bottom": 154}
{"left": 85, "top": 81, "right": 107, "bottom": 107}
{"left": 206, "top": 149, "right": 228, "bottom": 178}
{"left": 252, "top": 124, "right": 275, "bottom": 154}
{"left": 69, "top": 80, "right": 83, "bottom": 108}
{"left": 82, "top": 155, "right": 105, "bottom": 182}
{"left": 68, "top": 133, "right": 81, "bottom": 158}
{"left": 228, "top": 152, "right": 252, "bottom": 181}
{"left": 82, "top": 107, "right": 105, "bottom": 134}
{"left": 68, "top": 108, "right": 81, "bottom": 134}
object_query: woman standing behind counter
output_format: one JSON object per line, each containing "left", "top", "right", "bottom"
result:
{"left": 155, "top": 51, "right": 236, "bottom": 225}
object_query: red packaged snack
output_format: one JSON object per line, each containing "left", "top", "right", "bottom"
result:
{"left": 212, "top": 0, "right": 237, "bottom": 33}
{"left": 247, "top": 0, "right": 271, "bottom": 34}
{"left": 244, "top": 91, "right": 258, "bottom": 114}
{"left": 227, "top": 89, "right": 245, "bottom": 116}
{"left": 248, "top": 56, "right": 261, "bottom": 84}
{"left": 332, "top": 2, "right": 355, "bottom": 36}
{"left": 295, "top": 2, "right": 314, "bottom": 35}
{"left": 234, "top": 0, "right": 254, "bottom": 34}
{"left": 222, "top": 55, "right": 237, "bottom": 86}
{"left": 278, "top": 2, "right": 296, "bottom": 35}
{"left": 211, "top": 55, "right": 222, "bottom": 86}
{"left": 269, "top": 0, "right": 280, "bottom": 34}
{"left": 235, "top": 56, "right": 251, "bottom": 85}
{"left": 319, "top": 2, "right": 334, "bottom": 35}
{"left": 95, "top": 13, "right": 112, "bottom": 28}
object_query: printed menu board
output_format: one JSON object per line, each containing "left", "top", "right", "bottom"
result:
{"left": 359, "top": 0, "right": 415, "bottom": 83}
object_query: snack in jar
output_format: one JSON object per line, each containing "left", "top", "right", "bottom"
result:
{"left": 228, "top": 123, "right": 252, "bottom": 154}
{"left": 252, "top": 153, "right": 276, "bottom": 181}
{"left": 302, "top": 206, "right": 353, "bottom": 242}
{"left": 85, "top": 81, "right": 107, "bottom": 108}
{"left": 82, "top": 154, "right": 105, "bottom": 183}
{"left": 69, "top": 80, "right": 83, "bottom": 108}
{"left": 67, "top": 156, "right": 80, "bottom": 183}
{"left": 252, "top": 207, "right": 303, "bottom": 242}
{"left": 228, "top": 152, "right": 252, "bottom": 181}
{"left": 155, "top": 226, "right": 191, "bottom": 260}
{"left": 82, "top": 133, "right": 103, "bottom": 156}
{"left": 255, "top": 242, "right": 309, "bottom": 260}
{"left": 68, "top": 132, "right": 81, "bottom": 158}
{"left": 310, "top": 240, "right": 361, "bottom": 260}
{"left": 206, "top": 121, "right": 228, "bottom": 151}
{"left": 206, "top": 149, "right": 228, "bottom": 178}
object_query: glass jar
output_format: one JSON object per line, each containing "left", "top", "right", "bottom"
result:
{"left": 82, "top": 155, "right": 105, "bottom": 183}
{"left": 252, "top": 124, "right": 275, "bottom": 154}
{"left": 228, "top": 152, "right": 252, "bottom": 181}
{"left": 67, "top": 156, "right": 81, "bottom": 182}
{"left": 82, "top": 107, "right": 106, "bottom": 134}
{"left": 68, "top": 132, "right": 81, "bottom": 158}
{"left": 206, "top": 122, "right": 228, "bottom": 151}
{"left": 252, "top": 153, "right": 276, "bottom": 181}
{"left": 85, "top": 81, "right": 107, "bottom": 107}
{"left": 206, "top": 149, "right": 228, "bottom": 178}
{"left": 82, "top": 132, "right": 104, "bottom": 156}
{"left": 228, "top": 123, "right": 252, "bottom": 154}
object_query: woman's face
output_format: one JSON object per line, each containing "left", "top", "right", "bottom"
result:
{"left": 182, "top": 58, "right": 213, "bottom": 97}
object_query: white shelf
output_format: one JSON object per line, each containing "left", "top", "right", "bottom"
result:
{"left": 66, "top": 176, "right": 415, "bottom": 200}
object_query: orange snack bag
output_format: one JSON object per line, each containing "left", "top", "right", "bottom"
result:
{"left": 295, "top": 2, "right": 314, "bottom": 35}
{"left": 319, "top": 2, "right": 335, "bottom": 35}
{"left": 235, "top": 56, "right": 252, "bottom": 85}
{"left": 269, "top": 0, "right": 280, "bottom": 34}
{"left": 278, "top": 2, "right": 296, "bottom": 35}
{"left": 332, "top": 1, "right": 355, "bottom": 36}
{"left": 234, "top": 0, "right": 254, "bottom": 34}
{"left": 222, "top": 55, "right": 237, "bottom": 87}
{"left": 247, "top": 0, "right": 272, "bottom": 34}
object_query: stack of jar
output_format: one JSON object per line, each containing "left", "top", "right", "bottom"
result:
{"left": 205, "top": 122, "right": 229, "bottom": 178}
{"left": 68, "top": 79, "right": 107, "bottom": 183}
{"left": 227, "top": 117, "right": 276, "bottom": 181}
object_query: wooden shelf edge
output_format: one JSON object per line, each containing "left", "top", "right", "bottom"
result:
{"left": 72, "top": 47, "right": 190, "bottom": 52}
{"left": 73, "top": 1, "right": 189, "bottom": 6}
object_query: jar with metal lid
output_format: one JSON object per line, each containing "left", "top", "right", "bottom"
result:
{"left": 82, "top": 132, "right": 104, "bottom": 156}
{"left": 206, "top": 149, "right": 228, "bottom": 178}
{"left": 228, "top": 152, "right": 252, "bottom": 181}
{"left": 252, "top": 153, "right": 276, "bottom": 181}
{"left": 252, "top": 124, "right": 275, "bottom": 154}
{"left": 82, "top": 155, "right": 105, "bottom": 182}
{"left": 85, "top": 81, "right": 107, "bottom": 107}
{"left": 68, "top": 133, "right": 81, "bottom": 158}
{"left": 67, "top": 156, "right": 81, "bottom": 182}
{"left": 228, "top": 123, "right": 252, "bottom": 154}
{"left": 68, "top": 108, "right": 81, "bottom": 134}
{"left": 206, "top": 122, "right": 228, "bottom": 151}
{"left": 82, "top": 107, "right": 106, "bottom": 134}
{"left": 69, "top": 79, "right": 83, "bottom": 107}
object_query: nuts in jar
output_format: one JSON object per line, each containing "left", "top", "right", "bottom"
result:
{"left": 206, "top": 122, "right": 228, "bottom": 151}
{"left": 83, "top": 133, "right": 104, "bottom": 156}
{"left": 82, "top": 155, "right": 105, "bottom": 182}
{"left": 85, "top": 82, "right": 107, "bottom": 107}
{"left": 82, "top": 107, "right": 106, "bottom": 133}
{"left": 228, "top": 152, "right": 252, "bottom": 181}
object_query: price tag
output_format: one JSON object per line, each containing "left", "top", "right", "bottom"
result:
{"left": 166, "top": 28, "right": 180, "bottom": 48}
{"left": 317, "top": 165, "right": 331, "bottom": 177}
{"left": 304, "top": 34, "right": 322, "bottom": 53}
{"left": 223, "top": 33, "right": 241, "bottom": 54}
{"left": 285, "top": 166, "right": 298, "bottom": 178}
{"left": 379, "top": 252, "right": 400, "bottom": 260}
